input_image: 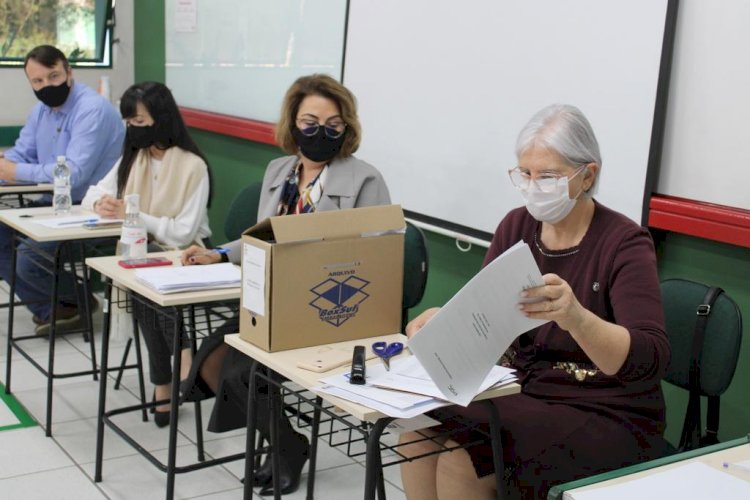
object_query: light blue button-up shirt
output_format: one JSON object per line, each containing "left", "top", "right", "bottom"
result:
{"left": 5, "top": 80, "right": 125, "bottom": 202}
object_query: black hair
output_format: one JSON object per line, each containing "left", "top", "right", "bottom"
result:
{"left": 24, "top": 45, "right": 70, "bottom": 71}
{"left": 118, "top": 81, "right": 213, "bottom": 206}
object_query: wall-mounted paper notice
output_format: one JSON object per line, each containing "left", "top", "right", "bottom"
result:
{"left": 242, "top": 243, "right": 266, "bottom": 316}
{"left": 174, "top": 0, "right": 198, "bottom": 32}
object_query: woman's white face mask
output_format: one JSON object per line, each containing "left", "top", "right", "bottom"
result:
{"left": 519, "top": 167, "right": 586, "bottom": 224}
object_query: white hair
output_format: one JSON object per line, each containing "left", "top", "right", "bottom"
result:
{"left": 515, "top": 104, "right": 602, "bottom": 197}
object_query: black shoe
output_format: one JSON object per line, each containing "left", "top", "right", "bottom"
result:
{"left": 258, "top": 432, "right": 310, "bottom": 496}
{"left": 153, "top": 410, "right": 170, "bottom": 428}
{"left": 252, "top": 456, "right": 273, "bottom": 487}
{"left": 151, "top": 390, "right": 170, "bottom": 428}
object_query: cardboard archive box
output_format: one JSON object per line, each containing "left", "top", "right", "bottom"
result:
{"left": 240, "top": 205, "right": 405, "bottom": 352}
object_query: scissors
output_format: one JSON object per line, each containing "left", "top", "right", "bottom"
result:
{"left": 372, "top": 341, "right": 403, "bottom": 371}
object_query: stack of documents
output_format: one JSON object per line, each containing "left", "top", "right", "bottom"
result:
{"left": 134, "top": 263, "right": 241, "bottom": 294}
{"left": 409, "top": 241, "right": 547, "bottom": 406}
{"left": 314, "top": 355, "right": 517, "bottom": 418}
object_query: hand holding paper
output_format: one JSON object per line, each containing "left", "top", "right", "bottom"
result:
{"left": 408, "top": 241, "right": 547, "bottom": 406}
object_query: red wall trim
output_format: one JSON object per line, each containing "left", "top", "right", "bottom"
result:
{"left": 648, "top": 195, "right": 750, "bottom": 248}
{"left": 179, "top": 107, "right": 277, "bottom": 146}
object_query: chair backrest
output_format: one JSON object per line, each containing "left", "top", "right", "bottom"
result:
{"left": 660, "top": 278, "right": 743, "bottom": 451}
{"left": 402, "top": 221, "right": 429, "bottom": 331}
{"left": 224, "top": 181, "right": 263, "bottom": 242}
{"left": 661, "top": 278, "right": 742, "bottom": 396}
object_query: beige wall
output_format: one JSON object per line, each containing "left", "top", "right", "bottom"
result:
{"left": 0, "top": 0, "right": 134, "bottom": 126}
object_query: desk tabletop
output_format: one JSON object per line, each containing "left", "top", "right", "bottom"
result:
{"left": 0, "top": 205, "right": 121, "bottom": 242}
{"left": 552, "top": 437, "right": 750, "bottom": 499}
{"left": 225, "top": 333, "right": 521, "bottom": 423}
{"left": 0, "top": 183, "right": 53, "bottom": 194}
{"left": 86, "top": 251, "right": 241, "bottom": 307}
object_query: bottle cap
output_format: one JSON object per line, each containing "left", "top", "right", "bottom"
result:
{"left": 125, "top": 193, "right": 140, "bottom": 213}
{"left": 56, "top": 155, "right": 66, "bottom": 163}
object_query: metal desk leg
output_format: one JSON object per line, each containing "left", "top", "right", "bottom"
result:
{"left": 364, "top": 417, "right": 394, "bottom": 500}
{"left": 43, "top": 242, "right": 66, "bottom": 436}
{"left": 306, "top": 397, "right": 323, "bottom": 500}
{"left": 94, "top": 278, "right": 114, "bottom": 482}
{"left": 188, "top": 305, "right": 206, "bottom": 462}
{"left": 482, "top": 400, "right": 506, "bottom": 500}
{"left": 269, "top": 376, "right": 282, "bottom": 500}
{"left": 132, "top": 320, "right": 148, "bottom": 421}
{"left": 75, "top": 241, "right": 98, "bottom": 378}
{"left": 243, "top": 361, "right": 260, "bottom": 500}
{"left": 4, "top": 231, "right": 18, "bottom": 395}
{"left": 165, "top": 306, "right": 184, "bottom": 500}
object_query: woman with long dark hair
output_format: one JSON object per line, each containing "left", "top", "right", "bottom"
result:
{"left": 82, "top": 81, "right": 213, "bottom": 426}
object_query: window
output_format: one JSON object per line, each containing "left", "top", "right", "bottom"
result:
{"left": 0, "top": 0, "right": 114, "bottom": 67}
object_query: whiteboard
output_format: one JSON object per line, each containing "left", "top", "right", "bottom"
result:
{"left": 658, "top": 1, "right": 750, "bottom": 211}
{"left": 344, "top": 0, "right": 674, "bottom": 236}
{"left": 165, "top": 0, "right": 347, "bottom": 123}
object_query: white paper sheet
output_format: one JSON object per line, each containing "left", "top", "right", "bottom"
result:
{"left": 408, "top": 241, "right": 546, "bottom": 406}
{"left": 33, "top": 215, "right": 103, "bottom": 228}
{"left": 368, "top": 356, "right": 516, "bottom": 400}
{"left": 565, "top": 462, "right": 750, "bottom": 500}
{"left": 385, "top": 414, "right": 441, "bottom": 434}
{"left": 318, "top": 362, "right": 434, "bottom": 410}
{"left": 134, "top": 262, "right": 240, "bottom": 294}
{"left": 242, "top": 243, "right": 266, "bottom": 316}
{"left": 313, "top": 384, "right": 450, "bottom": 419}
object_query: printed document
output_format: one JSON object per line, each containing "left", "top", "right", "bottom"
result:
{"left": 135, "top": 262, "right": 241, "bottom": 294}
{"left": 409, "top": 241, "right": 546, "bottom": 406}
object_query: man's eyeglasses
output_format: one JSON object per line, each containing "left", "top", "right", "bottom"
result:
{"left": 508, "top": 164, "right": 587, "bottom": 193}
{"left": 296, "top": 118, "right": 347, "bottom": 139}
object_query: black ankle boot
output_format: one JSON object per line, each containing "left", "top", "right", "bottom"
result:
{"left": 252, "top": 456, "right": 273, "bottom": 487}
{"left": 258, "top": 432, "right": 310, "bottom": 496}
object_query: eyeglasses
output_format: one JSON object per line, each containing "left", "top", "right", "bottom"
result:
{"left": 508, "top": 164, "right": 587, "bottom": 193}
{"left": 296, "top": 118, "right": 347, "bottom": 139}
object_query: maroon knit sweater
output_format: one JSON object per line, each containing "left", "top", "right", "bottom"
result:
{"left": 485, "top": 201, "right": 670, "bottom": 434}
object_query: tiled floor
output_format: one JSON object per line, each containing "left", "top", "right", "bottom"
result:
{"left": 0, "top": 282, "right": 407, "bottom": 499}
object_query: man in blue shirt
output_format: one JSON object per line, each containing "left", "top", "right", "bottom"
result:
{"left": 0, "top": 45, "right": 124, "bottom": 334}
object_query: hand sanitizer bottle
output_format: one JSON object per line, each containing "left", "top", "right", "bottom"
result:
{"left": 119, "top": 194, "right": 147, "bottom": 259}
{"left": 53, "top": 156, "right": 72, "bottom": 215}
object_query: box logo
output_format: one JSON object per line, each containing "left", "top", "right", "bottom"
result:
{"left": 309, "top": 275, "right": 370, "bottom": 327}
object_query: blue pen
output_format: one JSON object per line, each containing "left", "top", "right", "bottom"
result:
{"left": 58, "top": 218, "right": 98, "bottom": 226}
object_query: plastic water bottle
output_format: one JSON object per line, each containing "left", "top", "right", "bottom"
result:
{"left": 53, "top": 155, "right": 72, "bottom": 215}
{"left": 119, "top": 194, "right": 147, "bottom": 259}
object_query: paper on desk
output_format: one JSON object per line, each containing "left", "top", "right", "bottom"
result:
{"left": 313, "top": 384, "right": 451, "bottom": 419}
{"left": 33, "top": 214, "right": 102, "bottom": 228}
{"left": 242, "top": 243, "right": 266, "bottom": 316}
{"left": 135, "top": 262, "right": 241, "bottom": 293}
{"left": 409, "top": 241, "right": 547, "bottom": 406}
{"left": 385, "top": 414, "right": 442, "bottom": 434}
{"left": 368, "top": 356, "right": 516, "bottom": 400}
{"left": 564, "top": 461, "right": 750, "bottom": 500}
{"left": 318, "top": 362, "right": 435, "bottom": 410}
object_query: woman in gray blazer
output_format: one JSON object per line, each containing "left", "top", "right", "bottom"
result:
{"left": 179, "top": 74, "right": 390, "bottom": 495}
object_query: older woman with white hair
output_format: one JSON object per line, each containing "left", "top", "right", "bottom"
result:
{"left": 399, "top": 104, "right": 670, "bottom": 500}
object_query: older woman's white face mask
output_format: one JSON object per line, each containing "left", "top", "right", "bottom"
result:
{"left": 510, "top": 148, "right": 590, "bottom": 224}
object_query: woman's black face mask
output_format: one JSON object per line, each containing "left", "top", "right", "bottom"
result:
{"left": 292, "top": 127, "right": 346, "bottom": 162}
{"left": 127, "top": 124, "right": 156, "bottom": 150}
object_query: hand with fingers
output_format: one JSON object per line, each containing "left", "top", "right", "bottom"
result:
{"left": 404, "top": 307, "right": 441, "bottom": 338}
{"left": 180, "top": 244, "right": 222, "bottom": 266}
{"left": 517, "top": 273, "right": 589, "bottom": 333}
{"left": 94, "top": 195, "right": 125, "bottom": 219}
